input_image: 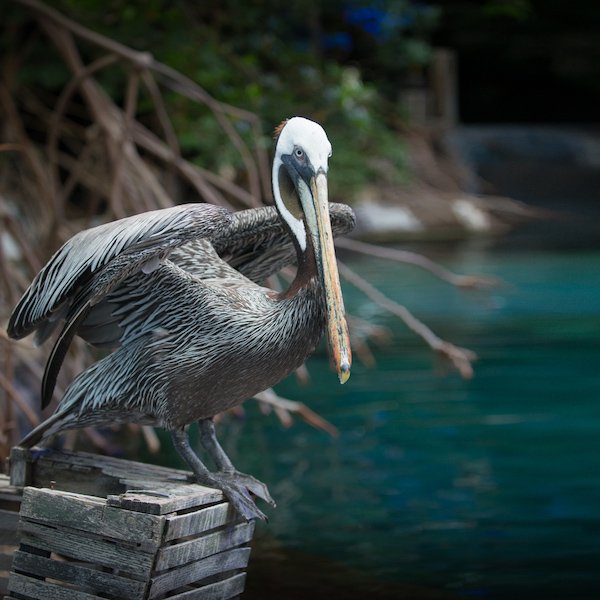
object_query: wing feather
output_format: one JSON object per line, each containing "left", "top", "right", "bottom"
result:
{"left": 7, "top": 203, "right": 231, "bottom": 343}
{"left": 8, "top": 203, "right": 231, "bottom": 407}
{"left": 216, "top": 202, "right": 355, "bottom": 281}
{"left": 172, "top": 202, "right": 355, "bottom": 283}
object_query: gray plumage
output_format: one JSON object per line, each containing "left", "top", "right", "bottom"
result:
{"left": 8, "top": 117, "right": 355, "bottom": 520}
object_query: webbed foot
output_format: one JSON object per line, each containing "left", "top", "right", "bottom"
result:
{"left": 171, "top": 428, "right": 274, "bottom": 521}
{"left": 206, "top": 470, "right": 274, "bottom": 521}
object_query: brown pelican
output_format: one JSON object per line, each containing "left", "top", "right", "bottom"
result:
{"left": 7, "top": 117, "right": 355, "bottom": 520}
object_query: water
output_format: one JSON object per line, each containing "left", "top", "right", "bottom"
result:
{"left": 180, "top": 238, "right": 600, "bottom": 600}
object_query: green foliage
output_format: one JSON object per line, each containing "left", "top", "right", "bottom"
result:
{"left": 481, "top": 0, "right": 533, "bottom": 21}
{"left": 13, "top": 0, "right": 439, "bottom": 200}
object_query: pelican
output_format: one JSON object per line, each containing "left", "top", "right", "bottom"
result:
{"left": 7, "top": 117, "right": 355, "bottom": 520}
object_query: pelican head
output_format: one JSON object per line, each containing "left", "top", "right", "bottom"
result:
{"left": 272, "top": 117, "right": 351, "bottom": 384}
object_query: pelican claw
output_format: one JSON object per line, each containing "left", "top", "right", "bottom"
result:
{"left": 218, "top": 470, "right": 276, "bottom": 508}
{"left": 207, "top": 471, "right": 274, "bottom": 521}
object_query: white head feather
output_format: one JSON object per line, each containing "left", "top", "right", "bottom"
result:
{"left": 272, "top": 117, "right": 332, "bottom": 251}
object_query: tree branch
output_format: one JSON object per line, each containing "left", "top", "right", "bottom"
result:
{"left": 338, "top": 261, "right": 476, "bottom": 378}
{"left": 336, "top": 237, "right": 500, "bottom": 290}
{"left": 254, "top": 389, "right": 339, "bottom": 437}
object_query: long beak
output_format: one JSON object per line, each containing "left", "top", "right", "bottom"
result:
{"left": 305, "top": 172, "right": 352, "bottom": 383}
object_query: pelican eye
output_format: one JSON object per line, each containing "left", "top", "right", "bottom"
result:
{"left": 294, "top": 147, "right": 305, "bottom": 160}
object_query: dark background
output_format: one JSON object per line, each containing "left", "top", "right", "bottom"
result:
{"left": 432, "top": 0, "right": 600, "bottom": 123}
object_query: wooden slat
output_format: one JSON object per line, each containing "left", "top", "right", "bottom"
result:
{"left": 165, "top": 503, "right": 232, "bottom": 541}
{"left": 8, "top": 447, "right": 31, "bottom": 488}
{"left": 36, "top": 449, "right": 191, "bottom": 482}
{"left": 27, "top": 460, "right": 126, "bottom": 498}
{"left": 167, "top": 572, "right": 246, "bottom": 600}
{"left": 7, "top": 571, "right": 105, "bottom": 600}
{"left": 149, "top": 547, "right": 250, "bottom": 598}
{"left": 11, "top": 448, "right": 193, "bottom": 498}
{"left": 5, "top": 448, "right": 255, "bottom": 598}
{"left": 11, "top": 550, "right": 147, "bottom": 597}
{"left": 156, "top": 522, "right": 255, "bottom": 571}
{"left": 18, "top": 520, "right": 155, "bottom": 575}
{"left": 107, "top": 485, "right": 224, "bottom": 515}
{"left": 20, "top": 487, "right": 164, "bottom": 549}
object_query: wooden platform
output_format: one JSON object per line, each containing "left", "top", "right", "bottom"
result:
{"left": 0, "top": 447, "right": 255, "bottom": 599}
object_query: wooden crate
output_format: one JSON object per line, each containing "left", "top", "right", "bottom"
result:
{"left": 2, "top": 447, "right": 255, "bottom": 599}
{"left": 0, "top": 476, "right": 21, "bottom": 598}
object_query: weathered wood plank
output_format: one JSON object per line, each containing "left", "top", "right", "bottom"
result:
{"left": 165, "top": 503, "right": 232, "bottom": 541}
{"left": 18, "top": 520, "right": 155, "bottom": 574}
{"left": 26, "top": 460, "right": 127, "bottom": 498}
{"left": 0, "top": 534, "right": 18, "bottom": 551}
{"left": 167, "top": 572, "right": 246, "bottom": 600}
{"left": 156, "top": 521, "right": 255, "bottom": 571}
{"left": 11, "top": 550, "right": 147, "bottom": 597}
{"left": 149, "top": 547, "right": 250, "bottom": 598}
{"left": 107, "top": 485, "right": 224, "bottom": 515}
{"left": 5, "top": 449, "right": 255, "bottom": 598}
{"left": 8, "top": 447, "right": 31, "bottom": 488}
{"left": 36, "top": 449, "right": 191, "bottom": 481}
{"left": 7, "top": 571, "right": 105, "bottom": 600}
{"left": 20, "top": 487, "right": 164, "bottom": 549}
{"left": 10, "top": 448, "right": 193, "bottom": 497}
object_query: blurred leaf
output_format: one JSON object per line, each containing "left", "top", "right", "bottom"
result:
{"left": 8, "top": 0, "right": 440, "bottom": 196}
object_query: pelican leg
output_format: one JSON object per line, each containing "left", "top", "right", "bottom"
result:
{"left": 170, "top": 428, "right": 268, "bottom": 522}
{"left": 198, "top": 418, "right": 275, "bottom": 508}
{"left": 198, "top": 418, "right": 235, "bottom": 471}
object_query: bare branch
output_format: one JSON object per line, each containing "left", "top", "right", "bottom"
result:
{"left": 336, "top": 237, "right": 500, "bottom": 290}
{"left": 16, "top": 0, "right": 269, "bottom": 206}
{"left": 141, "top": 426, "right": 161, "bottom": 454}
{"left": 47, "top": 53, "right": 120, "bottom": 215}
{"left": 0, "top": 371, "right": 39, "bottom": 428}
{"left": 0, "top": 82, "right": 55, "bottom": 224}
{"left": 338, "top": 261, "right": 476, "bottom": 379}
{"left": 140, "top": 70, "right": 180, "bottom": 198}
{"left": 255, "top": 389, "right": 339, "bottom": 437}
{"left": 347, "top": 315, "right": 391, "bottom": 368}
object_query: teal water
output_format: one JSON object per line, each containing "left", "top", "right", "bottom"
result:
{"left": 195, "top": 241, "right": 600, "bottom": 599}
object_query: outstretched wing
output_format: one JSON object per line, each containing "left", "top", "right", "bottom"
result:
{"left": 172, "top": 202, "right": 356, "bottom": 284}
{"left": 217, "top": 202, "right": 355, "bottom": 281}
{"left": 84, "top": 202, "right": 356, "bottom": 347}
{"left": 7, "top": 203, "right": 231, "bottom": 407}
{"left": 8, "top": 204, "right": 231, "bottom": 344}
